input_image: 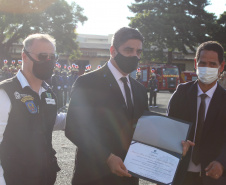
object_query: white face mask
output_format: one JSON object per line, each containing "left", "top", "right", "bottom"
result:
{"left": 196, "top": 66, "right": 220, "bottom": 84}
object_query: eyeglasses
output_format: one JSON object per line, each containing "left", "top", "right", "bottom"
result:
{"left": 24, "top": 49, "right": 58, "bottom": 62}
{"left": 35, "top": 52, "right": 58, "bottom": 61}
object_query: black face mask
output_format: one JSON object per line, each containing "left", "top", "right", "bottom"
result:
{"left": 33, "top": 60, "right": 55, "bottom": 80}
{"left": 24, "top": 49, "right": 56, "bottom": 80}
{"left": 114, "top": 52, "right": 140, "bottom": 74}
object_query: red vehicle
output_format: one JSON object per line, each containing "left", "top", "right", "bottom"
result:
{"left": 132, "top": 64, "right": 180, "bottom": 92}
{"left": 180, "top": 71, "right": 198, "bottom": 83}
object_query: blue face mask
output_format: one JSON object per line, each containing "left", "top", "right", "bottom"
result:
{"left": 114, "top": 52, "right": 140, "bottom": 74}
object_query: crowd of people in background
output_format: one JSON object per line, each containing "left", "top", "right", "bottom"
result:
{"left": 49, "top": 63, "right": 79, "bottom": 110}
{"left": 0, "top": 60, "right": 22, "bottom": 81}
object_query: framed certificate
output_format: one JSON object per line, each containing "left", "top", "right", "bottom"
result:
{"left": 124, "top": 115, "right": 192, "bottom": 185}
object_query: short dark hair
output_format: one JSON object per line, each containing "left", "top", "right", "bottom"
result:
{"left": 111, "top": 27, "right": 144, "bottom": 50}
{"left": 196, "top": 41, "right": 224, "bottom": 64}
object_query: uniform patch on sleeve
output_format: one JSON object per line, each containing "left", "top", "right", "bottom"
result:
{"left": 25, "top": 101, "right": 37, "bottom": 114}
{"left": 21, "top": 96, "right": 34, "bottom": 103}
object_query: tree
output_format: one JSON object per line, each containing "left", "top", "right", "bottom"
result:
{"left": 0, "top": 0, "right": 87, "bottom": 64}
{"left": 0, "top": 0, "right": 56, "bottom": 13}
{"left": 128, "top": 0, "right": 216, "bottom": 63}
{"left": 36, "top": 0, "right": 87, "bottom": 55}
{"left": 142, "top": 44, "right": 167, "bottom": 63}
{"left": 212, "top": 12, "right": 226, "bottom": 50}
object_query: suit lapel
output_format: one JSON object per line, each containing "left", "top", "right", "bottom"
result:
{"left": 188, "top": 81, "right": 198, "bottom": 124}
{"left": 187, "top": 81, "right": 198, "bottom": 140}
{"left": 130, "top": 76, "right": 140, "bottom": 118}
{"left": 202, "top": 84, "right": 223, "bottom": 140}
{"left": 100, "top": 64, "right": 143, "bottom": 120}
{"left": 101, "top": 64, "right": 127, "bottom": 110}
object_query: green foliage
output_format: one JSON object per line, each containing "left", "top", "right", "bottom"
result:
{"left": 211, "top": 11, "right": 226, "bottom": 50}
{"left": 0, "top": 0, "right": 87, "bottom": 61}
{"left": 142, "top": 43, "right": 167, "bottom": 63}
{"left": 128, "top": 0, "right": 216, "bottom": 63}
{"left": 68, "top": 49, "right": 82, "bottom": 62}
{"left": 0, "top": 0, "right": 56, "bottom": 13}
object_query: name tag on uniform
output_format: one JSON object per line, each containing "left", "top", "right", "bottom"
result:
{"left": 45, "top": 98, "right": 56, "bottom": 105}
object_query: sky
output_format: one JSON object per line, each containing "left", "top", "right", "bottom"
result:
{"left": 67, "top": 0, "right": 226, "bottom": 35}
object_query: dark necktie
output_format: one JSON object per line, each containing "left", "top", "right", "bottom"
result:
{"left": 121, "top": 77, "right": 134, "bottom": 118}
{"left": 192, "top": 93, "right": 207, "bottom": 165}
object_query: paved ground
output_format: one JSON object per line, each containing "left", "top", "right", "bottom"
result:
{"left": 148, "top": 90, "right": 174, "bottom": 115}
{"left": 52, "top": 91, "right": 173, "bottom": 185}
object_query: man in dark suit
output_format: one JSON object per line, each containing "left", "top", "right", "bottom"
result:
{"left": 167, "top": 41, "right": 226, "bottom": 185}
{"left": 65, "top": 27, "right": 149, "bottom": 185}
